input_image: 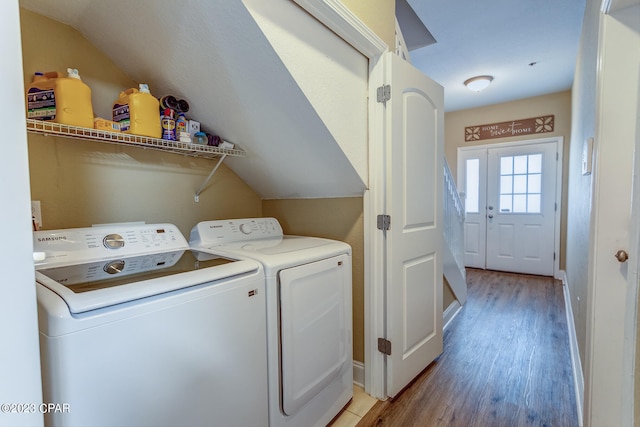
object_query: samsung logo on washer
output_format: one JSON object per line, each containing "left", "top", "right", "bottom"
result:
{"left": 37, "top": 236, "right": 68, "bottom": 242}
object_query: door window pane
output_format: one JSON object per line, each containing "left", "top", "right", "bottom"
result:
{"left": 500, "top": 195, "right": 512, "bottom": 212}
{"left": 514, "top": 156, "right": 528, "bottom": 174}
{"left": 528, "top": 174, "right": 541, "bottom": 193}
{"left": 528, "top": 194, "right": 541, "bottom": 213}
{"left": 513, "top": 195, "right": 527, "bottom": 213}
{"left": 500, "top": 157, "right": 513, "bottom": 175}
{"left": 513, "top": 175, "right": 527, "bottom": 193}
{"left": 529, "top": 154, "right": 542, "bottom": 173}
{"left": 498, "top": 153, "right": 543, "bottom": 214}
{"left": 465, "top": 158, "right": 479, "bottom": 213}
{"left": 500, "top": 176, "right": 512, "bottom": 194}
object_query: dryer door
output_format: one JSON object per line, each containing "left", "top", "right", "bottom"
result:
{"left": 278, "top": 254, "right": 352, "bottom": 416}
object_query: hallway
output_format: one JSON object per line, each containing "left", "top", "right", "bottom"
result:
{"left": 358, "top": 269, "right": 579, "bottom": 426}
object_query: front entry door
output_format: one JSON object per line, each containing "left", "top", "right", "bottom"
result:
{"left": 459, "top": 140, "right": 559, "bottom": 276}
{"left": 486, "top": 142, "right": 557, "bottom": 275}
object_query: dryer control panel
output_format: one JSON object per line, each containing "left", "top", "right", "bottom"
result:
{"left": 190, "top": 217, "right": 283, "bottom": 246}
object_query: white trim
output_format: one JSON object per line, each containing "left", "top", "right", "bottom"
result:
{"left": 1, "top": 2, "right": 44, "bottom": 427}
{"left": 292, "top": 0, "right": 387, "bottom": 58}
{"left": 554, "top": 138, "right": 564, "bottom": 280}
{"left": 457, "top": 136, "right": 564, "bottom": 278}
{"left": 443, "top": 300, "right": 462, "bottom": 330}
{"left": 559, "top": 270, "right": 585, "bottom": 427}
{"left": 364, "top": 53, "right": 388, "bottom": 400}
{"left": 353, "top": 361, "right": 365, "bottom": 388}
{"left": 601, "top": 0, "right": 613, "bottom": 13}
{"left": 621, "top": 25, "right": 640, "bottom": 423}
{"left": 294, "top": 0, "right": 388, "bottom": 400}
{"left": 457, "top": 135, "right": 563, "bottom": 152}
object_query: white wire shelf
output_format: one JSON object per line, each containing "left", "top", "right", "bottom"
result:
{"left": 26, "top": 118, "right": 246, "bottom": 159}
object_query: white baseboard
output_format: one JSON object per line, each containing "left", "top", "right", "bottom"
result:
{"left": 559, "top": 270, "right": 584, "bottom": 427}
{"left": 353, "top": 360, "right": 365, "bottom": 388}
{"left": 443, "top": 300, "right": 462, "bottom": 331}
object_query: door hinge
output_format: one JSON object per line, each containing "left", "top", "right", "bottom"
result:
{"left": 377, "top": 85, "right": 391, "bottom": 103}
{"left": 555, "top": 202, "right": 557, "bottom": 211}
{"left": 554, "top": 252, "right": 556, "bottom": 260}
{"left": 377, "top": 214, "right": 391, "bottom": 231}
{"left": 556, "top": 152, "right": 559, "bottom": 161}
{"left": 378, "top": 338, "right": 392, "bottom": 356}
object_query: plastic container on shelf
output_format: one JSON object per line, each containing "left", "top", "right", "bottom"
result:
{"left": 26, "top": 68, "right": 94, "bottom": 128}
{"left": 161, "top": 108, "right": 176, "bottom": 141}
{"left": 94, "top": 117, "right": 121, "bottom": 132}
{"left": 193, "top": 132, "right": 208, "bottom": 145}
{"left": 176, "top": 112, "right": 188, "bottom": 137}
{"left": 112, "top": 84, "right": 161, "bottom": 138}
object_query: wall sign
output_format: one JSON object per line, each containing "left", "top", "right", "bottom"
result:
{"left": 465, "top": 115, "right": 554, "bottom": 142}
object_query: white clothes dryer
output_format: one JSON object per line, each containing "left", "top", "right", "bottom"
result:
{"left": 190, "top": 218, "right": 353, "bottom": 427}
{"left": 33, "top": 223, "right": 268, "bottom": 427}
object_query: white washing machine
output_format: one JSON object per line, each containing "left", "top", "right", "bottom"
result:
{"left": 190, "top": 218, "right": 353, "bottom": 427}
{"left": 33, "top": 223, "right": 269, "bottom": 427}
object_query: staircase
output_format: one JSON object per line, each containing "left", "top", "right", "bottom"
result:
{"left": 443, "top": 159, "right": 467, "bottom": 305}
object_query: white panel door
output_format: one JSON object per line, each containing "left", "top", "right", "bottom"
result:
{"left": 586, "top": 8, "right": 639, "bottom": 425}
{"left": 486, "top": 142, "right": 557, "bottom": 275}
{"left": 279, "top": 254, "right": 351, "bottom": 415}
{"left": 458, "top": 149, "right": 487, "bottom": 269}
{"left": 459, "top": 140, "right": 558, "bottom": 276}
{"left": 385, "top": 52, "right": 443, "bottom": 397}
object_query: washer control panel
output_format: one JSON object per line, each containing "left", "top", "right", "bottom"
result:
{"left": 190, "top": 217, "right": 283, "bottom": 245}
{"left": 34, "top": 223, "right": 189, "bottom": 267}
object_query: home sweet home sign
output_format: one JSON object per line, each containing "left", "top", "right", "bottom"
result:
{"left": 464, "top": 115, "right": 554, "bottom": 142}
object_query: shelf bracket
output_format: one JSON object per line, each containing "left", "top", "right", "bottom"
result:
{"left": 194, "top": 154, "right": 227, "bottom": 202}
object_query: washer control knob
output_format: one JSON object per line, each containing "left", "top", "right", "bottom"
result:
{"left": 103, "top": 234, "right": 125, "bottom": 249}
{"left": 239, "top": 223, "right": 253, "bottom": 235}
{"left": 104, "top": 260, "right": 125, "bottom": 275}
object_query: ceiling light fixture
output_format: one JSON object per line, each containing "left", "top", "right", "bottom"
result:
{"left": 464, "top": 75, "right": 493, "bottom": 92}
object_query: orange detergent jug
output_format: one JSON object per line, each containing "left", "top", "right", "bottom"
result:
{"left": 26, "top": 68, "right": 94, "bottom": 128}
{"left": 112, "top": 84, "right": 161, "bottom": 138}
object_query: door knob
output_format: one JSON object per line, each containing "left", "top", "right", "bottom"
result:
{"left": 488, "top": 214, "right": 494, "bottom": 219}
{"left": 615, "top": 250, "right": 629, "bottom": 263}
{"left": 488, "top": 206, "right": 494, "bottom": 210}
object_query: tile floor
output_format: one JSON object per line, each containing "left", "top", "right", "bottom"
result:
{"left": 330, "top": 385, "right": 378, "bottom": 427}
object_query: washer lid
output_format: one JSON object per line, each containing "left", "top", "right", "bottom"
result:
{"left": 229, "top": 236, "right": 333, "bottom": 254}
{"left": 195, "top": 236, "right": 351, "bottom": 276}
{"left": 36, "top": 250, "right": 260, "bottom": 314}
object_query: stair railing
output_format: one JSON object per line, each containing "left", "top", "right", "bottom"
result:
{"left": 443, "top": 158, "right": 466, "bottom": 287}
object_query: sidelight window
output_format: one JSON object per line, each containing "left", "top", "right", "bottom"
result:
{"left": 465, "top": 158, "right": 480, "bottom": 214}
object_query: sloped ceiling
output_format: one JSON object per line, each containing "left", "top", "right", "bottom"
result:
{"left": 19, "top": 0, "right": 366, "bottom": 200}
{"left": 395, "top": 0, "right": 436, "bottom": 51}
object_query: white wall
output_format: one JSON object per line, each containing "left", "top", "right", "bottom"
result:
{"left": 566, "top": 0, "right": 599, "bottom": 375}
{"left": 243, "top": 0, "right": 370, "bottom": 187}
{"left": 568, "top": 0, "right": 640, "bottom": 424}
{"left": 0, "top": 1, "right": 44, "bottom": 426}
{"left": 20, "top": 0, "right": 367, "bottom": 200}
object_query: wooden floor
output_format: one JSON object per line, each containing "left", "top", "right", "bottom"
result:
{"left": 358, "top": 269, "right": 579, "bottom": 427}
